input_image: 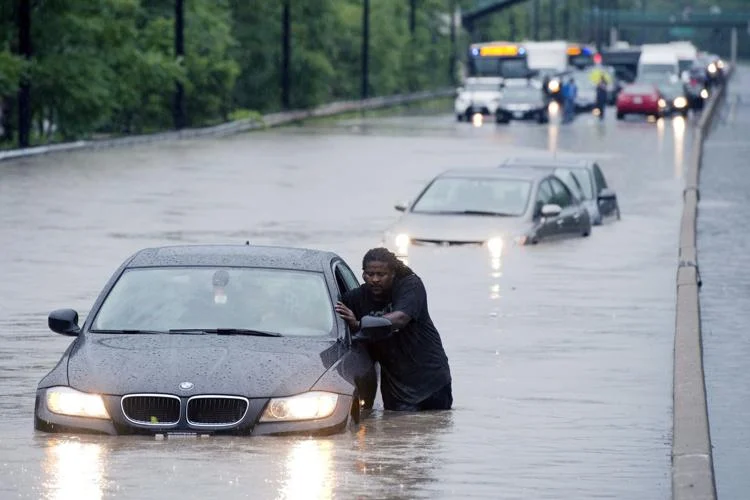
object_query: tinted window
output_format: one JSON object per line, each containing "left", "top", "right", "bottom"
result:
{"left": 92, "top": 267, "right": 334, "bottom": 337}
{"left": 411, "top": 177, "right": 532, "bottom": 216}
{"left": 549, "top": 178, "right": 574, "bottom": 207}
{"left": 536, "top": 179, "right": 554, "bottom": 207}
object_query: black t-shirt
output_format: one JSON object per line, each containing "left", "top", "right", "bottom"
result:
{"left": 342, "top": 274, "right": 451, "bottom": 405}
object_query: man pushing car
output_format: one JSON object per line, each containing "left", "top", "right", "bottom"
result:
{"left": 335, "top": 247, "right": 453, "bottom": 412}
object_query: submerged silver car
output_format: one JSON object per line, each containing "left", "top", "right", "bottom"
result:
{"left": 383, "top": 167, "right": 592, "bottom": 259}
{"left": 499, "top": 157, "right": 621, "bottom": 225}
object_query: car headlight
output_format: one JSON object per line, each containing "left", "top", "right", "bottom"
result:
{"left": 673, "top": 97, "right": 687, "bottom": 108}
{"left": 708, "top": 63, "right": 717, "bottom": 74}
{"left": 395, "top": 233, "right": 410, "bottom": 252}
{"left": 487, "top": 237, "right": 504, "bottom": 256}
{"left": 46, "top": 386, "right": 110, "bottom": 419}
{"left": 259, "top": 391, "right": 339, "bottom": 422}
{"left": 548, "top": 80, "right": 560, "bottom": 92}
{"left": 658, "top": 98, "right": 667, "bottom": 108}
{"left": 700, "top": 89, "right": 709, "bottom": 99}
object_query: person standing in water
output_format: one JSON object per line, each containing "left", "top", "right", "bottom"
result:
{"left": 335, "top": 248, "right": 452, "bottom": 411}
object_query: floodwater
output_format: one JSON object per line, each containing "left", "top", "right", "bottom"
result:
{"left": 0, "top": 102, "right": 694, "bottom": 498}
{"left": 698, "top": 65, "right": 750, "bottom": 499}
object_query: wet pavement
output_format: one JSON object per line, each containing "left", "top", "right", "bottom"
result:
{"left": 698, "top": 64, "right": 750, "bottom": 499}
{"left": 0, "top": 100, "right": 696, "bottom": 498}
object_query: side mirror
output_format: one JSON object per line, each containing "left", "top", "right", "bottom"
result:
{"left": 48, "top": 308, "right": 81, "bottom": 336}
{"left": 598, "top": 188, "right": 616, "bottom": 201}
{"left": 355, "top": 315, "right": 393, "bottom": 342}
{"left": 540, "top": 203, "right": 562, "bottom": 218}
{"left": 394, "top": 202, "right": 408, "bottom": 212}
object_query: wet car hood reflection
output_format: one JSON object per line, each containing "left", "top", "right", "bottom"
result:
{"left": 65, "top": 334, "right": 337, "bottom": 396}
{"left": 389, "top": 213, "right": 529, "bottom": 242}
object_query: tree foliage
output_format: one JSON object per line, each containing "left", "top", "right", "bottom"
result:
{"left": 0, "top": 0, "right": 746, "bottom": 146}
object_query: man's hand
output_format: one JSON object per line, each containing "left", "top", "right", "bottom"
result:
{"left": 335, "top": 302, "right": 359, "bottom": 331}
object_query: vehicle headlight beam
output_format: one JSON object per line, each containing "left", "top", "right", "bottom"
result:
{"left": 46, "top": 387, "right": 110, "bottom": 419}
{"left": 260, "top": 392, "right": 339, "bottom": 422}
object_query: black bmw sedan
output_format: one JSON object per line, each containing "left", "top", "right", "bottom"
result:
{"left": 35, "top": 244, "right": 378, "bottom": 437}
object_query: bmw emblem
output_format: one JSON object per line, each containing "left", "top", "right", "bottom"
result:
{"left": 179, "top": 381, "right": 194, "bottom": 391}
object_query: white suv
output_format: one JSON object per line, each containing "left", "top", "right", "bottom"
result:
{"left": 455, "top": 77, "right": 503, "bottom": 121}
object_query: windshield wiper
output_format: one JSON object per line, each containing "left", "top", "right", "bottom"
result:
{"left": 167, "top": 329, "right": 208, "bottom": 335}
{"left": 455, "top": 210, "right": 515, "bottom": 216}
{"left": 204, "top": 328, "right": 282, "bottom": 337}
{"left": 92, "top": 329, "right": 169, "bottom": 334}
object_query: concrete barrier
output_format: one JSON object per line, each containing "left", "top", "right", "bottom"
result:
{"left": 0, "top": 88, "right": 455, "bottom": 162}
{"left": 673, "top": 68, "right": 732, "bottom": 500}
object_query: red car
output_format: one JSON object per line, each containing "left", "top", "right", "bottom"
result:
{"left": 616, "top": 83, "right": 666, "bottom": 120}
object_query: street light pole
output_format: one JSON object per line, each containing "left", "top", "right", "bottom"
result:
{"left": 281, "top": 0, "right": 290, "bottom": 110}
{"left": 361, "top": 0, "right": 370, "bottom": 100}
{"left": 17, "top": 0, "right": 31, "bottom": 148}
{"left": 450, "top": 0, "right": 457, "bottom": 85}
{"left": 410, "top": 0, "right": 417, "bottom": 35}
{"left": 173, "top": 0, "right": 185, "bottom": 130}
{"left": 550, "top": 0, "right": 556, "bottom": 40}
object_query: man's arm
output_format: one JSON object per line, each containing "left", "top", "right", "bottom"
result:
{"left": 383, "top": 275, "right": 425, "bottom": 331}
{"left": 381, "top": 311, "right": 411, "bottom": 330}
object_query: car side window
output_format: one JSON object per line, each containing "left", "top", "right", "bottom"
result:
{"left": 534, "top": 180, "right": 554, "bottom": 215}
{"left": 593, "top": 164, "right": 608, "bottom": 192}
{"left": 549, "top": 178, "right": 573, "bottom": 208}
{"left": 333, "top": 261, "right": 360, "bottom": 299}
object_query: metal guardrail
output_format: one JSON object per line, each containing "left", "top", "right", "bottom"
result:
{"left": 672, "top": 67, "right": 732, "bottom": 500}
{"left": 0, "top": 88, "right": 455, "bottom": 163}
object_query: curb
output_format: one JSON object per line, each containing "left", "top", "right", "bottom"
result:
{"left": 672, "top": 68, "right": 732, "bottom": 500}
{"left": 0, "top": 88, "right": 455, "bottom": 163}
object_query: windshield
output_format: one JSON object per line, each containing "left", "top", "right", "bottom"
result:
{"left": 411, "top": 177, "right": 532, "bottom": 216}
{"left": 639, "top": 64, "right": 676, "bottom": 77}
{"left": 469, "top": 57, "right": 529, "bottom": 78}
{"left": 91, "top": 267, "right": 334, "bottom": 337}
{"left": 466, "top": 82, "right": 501, "bottom": 92}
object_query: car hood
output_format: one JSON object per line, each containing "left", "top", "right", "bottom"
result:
{"left": 67, "top": 334, "right": 341, "bottom": 397}
{"left": 386, "top": 212, "right": 530, "bottom": 243}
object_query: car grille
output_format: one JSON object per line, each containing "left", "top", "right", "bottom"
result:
{"left": 187, "top": 396, "right": 249, "bottom": 426}
{"left": 121, "top": 395, "right": 181, "bottom": 425}
{"left": 411, "top": 238, "right": 483, "bottom": 247}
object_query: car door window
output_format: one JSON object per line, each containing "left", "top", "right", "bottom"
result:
{"left": 592, "top": 164, "right": 608, "bottom": 192}
{"left": 333, "top": 261, "right": 360, "bottom": 299}
{"left": 534, "top": 180, "right": 554, "bottom": 216}
{"left": 549, "top": 178, "right": 573, "bottom": 208}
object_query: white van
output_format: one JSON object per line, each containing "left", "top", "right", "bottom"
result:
{"left": 638, "top": 46, "right": 680, "bottom": 79}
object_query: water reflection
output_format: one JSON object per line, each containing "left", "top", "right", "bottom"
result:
{"left": 672, "top": 116, "right": 686, "bottom": 178}
{"left": 547, "top": 122, "right": 559, "bottom": 154}
{"left": 42, "top": 438, "right": 107, "bottom": 500}
{"left": 277, "top": 439, "right": 334, "bottom": 500}
{"left": 656, "top": 116, "right": 666, "bottom": 154}
{"left": 346, "top": 411, "right": 455, "bottom": 497}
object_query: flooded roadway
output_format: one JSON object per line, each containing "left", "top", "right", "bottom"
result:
{"left": 0, "top": 104, "right": 693, "bottom": 499}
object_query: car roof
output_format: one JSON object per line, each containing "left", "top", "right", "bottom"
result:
{"left": 438, "top": 166, "right": 548, "bottom": 181}
{"left": 125, "top": 244, "right": 339, "bottom": 271}
{"left": 499, "top": 157, "right": 595, "bottom": 170}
